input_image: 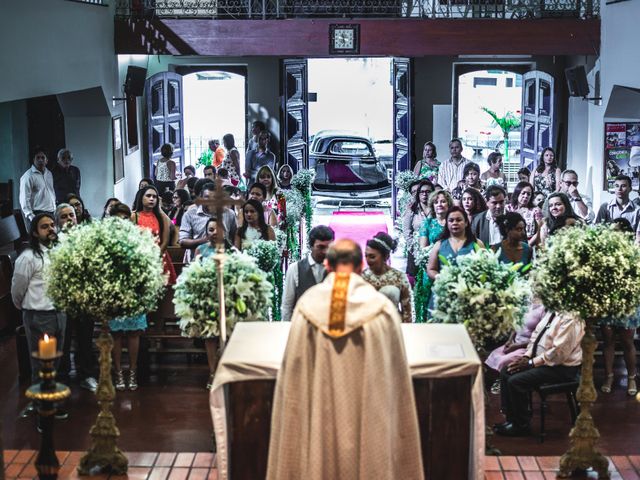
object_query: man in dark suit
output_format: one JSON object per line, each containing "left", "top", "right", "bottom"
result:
{"left": 471, "top": 185, "right": 506, "bottom": 247}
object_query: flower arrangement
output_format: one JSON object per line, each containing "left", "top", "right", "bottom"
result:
{"left": 46, "top": 217, "right": 165, "bottom": 321}
{"left": 174, "top": 252, "right": 272, "bottom": 338}
{"left": 412, "top": 242, "right": 434, "bottom": 323}
{"left": 291, "top": 168, "right": 315, "bottom": 238}
{"left": 532, "top": 225, "right": 640, "bottom": 320}
{"left": 431, "top": 247, "right": 530, "bottom": 350}
{"left": 395, "top": 170, "right": 418, "bottom": 193}
{"left": 246, "top": 239, "right": 284, "bottom": 320}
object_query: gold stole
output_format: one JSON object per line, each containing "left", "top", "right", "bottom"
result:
{"left": 327, "top": 272, "right": 350, "bottom": 337}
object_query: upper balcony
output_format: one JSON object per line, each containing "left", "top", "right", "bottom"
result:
{"left": 115, "top": 0, "right": 598, "bottom": 20}
{"left": 114, "top": 0, "right": 600, "bottom": 56}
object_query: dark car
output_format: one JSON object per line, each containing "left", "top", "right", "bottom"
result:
{"left": 309, "top": 132, "right": 391, "bottom": 199}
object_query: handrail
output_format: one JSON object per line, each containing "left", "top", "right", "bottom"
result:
{"left": 115, "top": 0, "right": 599, "bottom": 20}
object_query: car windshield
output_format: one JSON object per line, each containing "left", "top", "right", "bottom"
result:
{"left": 329, "top": 140, "right": 371, "bottom": 156}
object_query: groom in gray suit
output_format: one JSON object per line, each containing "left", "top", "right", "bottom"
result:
{"left": 471, "top": 185, "right": 507, "bottom": 247}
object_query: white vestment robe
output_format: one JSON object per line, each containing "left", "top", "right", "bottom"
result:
{"left": 266, "top": 272, "right": 424, "bottom": 480}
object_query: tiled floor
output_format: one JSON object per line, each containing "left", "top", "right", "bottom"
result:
{"left": 5, "top": 450, "right": 640, "bottom": 479}
{"left": 3, "top": 450, "right": 218, "bottom": 480}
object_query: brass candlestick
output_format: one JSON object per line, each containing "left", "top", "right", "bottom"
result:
{"left": 78, "top": 322, "right": 128, "bottom": 476}
{"left": 558, "top": 322, "right": 610, "bottom": 479}
{"left": 25, "top": 352, "right": 71, "bottom": 480}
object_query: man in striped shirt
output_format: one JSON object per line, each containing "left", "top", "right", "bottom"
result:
{"left": 437, "top": 138, "right": 471, "bottom": 192}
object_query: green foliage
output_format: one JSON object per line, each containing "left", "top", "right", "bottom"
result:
{"left": 174, "top": 252, "right": 272, "bottom": 338}
{"left": 481, "top": 107, "right": 521, "bottom": 136}
{"left": 46, "top": 218, "right": 165, "bottom": 320}
{"left": 246, "top": 240, "right": 283, "bottom": 321}
{"left": 532, "top": 225, "right": 640, "bottom": 321}
{"left": 432, "top": 248, "right": 530, "bottom": 350}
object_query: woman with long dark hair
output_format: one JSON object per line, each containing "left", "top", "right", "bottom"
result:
{"left": 538, "top": 192, "right": 580, "bottom": 246}
{"left": 132, "top": 185, "right": 176, "bottom": 284}
{"left": 492, "top": 211, "right": 533, "bottom": 267}
{"left": 530, "top": 147, "right": 561, "bottom": 196}
{"left": 169, "top": 188, "right": 190, "bottom": 227}
{"left": 235, "top": 199, "right": 276, "bottom": 250}
{"left": 65, "top": 193, "right": 91, "bottom": 224}
{"left": 426, "top": 206, "right": 484, "bottom": 320}
{"left": 102, "top": 197, "right": 120, "bottom": 219}
{"left": 402, "top": 179, "right": 434, "bottom": 281}
{"left": 460, "top": 187, "right": 487, "bottom": 224}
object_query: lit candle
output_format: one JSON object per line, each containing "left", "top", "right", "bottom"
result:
{"left": 38, "top": 334, "right": 57, "bottom": 359}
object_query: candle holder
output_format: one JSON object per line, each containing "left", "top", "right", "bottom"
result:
{"left": 25, "top": 352, "right": 71, "bottom": 480}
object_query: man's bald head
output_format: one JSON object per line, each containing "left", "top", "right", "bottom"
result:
{"left": 325, "top": 239, "right": 363, "bottom": 273}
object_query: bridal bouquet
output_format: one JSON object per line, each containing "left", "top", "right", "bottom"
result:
{"left": 174, "top": 252, "right": 272, "bottom": 338}
{"left": 432, "top": 247, "right": 529, "bottom": 350}
{"left": 46, "top": 217, "right": 165, "bottom": 321}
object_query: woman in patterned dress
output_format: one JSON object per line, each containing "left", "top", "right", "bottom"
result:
{"left": 221, "top": 133, "right": 241, "bottom": 186}
{"left": 413, "top": 141, "right": 440, "bottom": 184}
{"left": 506, "top": 181, "right": 542, "bottom": 246}
{"left": 530, "top": 147, "right": 561, "bottom": 196}
{"left": 362, "top": 232, "right": 412, "bottom": 322}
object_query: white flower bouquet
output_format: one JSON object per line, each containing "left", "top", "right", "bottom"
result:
{"left": 46, "top": 217, "right": 165, "bottom": 321}
{"left": 174, "top": 252, "right": 272, "bottom": 338}
{"left": 532, "top": 225, "right": 640, "bottom": 320}
{"left": 395, "top": 170, "right": 418, "bottom": 193}
{"left": 432, "top": 247, "right": 530, "bottom": 349}
{"left": 395, "top": 171, "right": 418, "bottom": 241}
{"left": 291, "top": 168, "right": 315, "bottom": 195}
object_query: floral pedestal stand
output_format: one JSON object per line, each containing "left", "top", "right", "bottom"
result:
{"left": 558, "top": 321, "right": 610, "bottom": 479}
{"left": 78, "top": 322, "right": 128, "bottom": 476}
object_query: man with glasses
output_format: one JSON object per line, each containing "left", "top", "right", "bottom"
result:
{"left": 559, "top": 169, "right": 594, "bottom": 223}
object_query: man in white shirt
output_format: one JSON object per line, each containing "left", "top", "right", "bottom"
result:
{"left": 11, "top": 213, "right": 67, "bottom": 385}
{"left": 280, "top": 225, "right": 334, "bottom": 322}
{"left": 494, "top": 311, "right": 583, "bottom": 437}
{"left": 437, "top": 138, "right": 470, "bottom": 192}
{"left": 559, "top": 169, "right": 595, "bottom": 223}
{"left": 596, "top": 175, "right": 640, "bottom": 241}
{"left": 19, "top": 149, "right": 56, "bottom": 226}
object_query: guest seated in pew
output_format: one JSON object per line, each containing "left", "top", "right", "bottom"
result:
{"left": 54, "top": 203, "right": 77, "bottom": 234}
{"left": 495, "top": 310, "right": 583, "bottom": 437}
{"left": 195, "top": 217, "right": 234, "bottom": 259}
{"left": 65, "top": 193, "right": 91, "bottom": 224}
{"left": 101, "top": 197, "right": 120, "bottom": 219}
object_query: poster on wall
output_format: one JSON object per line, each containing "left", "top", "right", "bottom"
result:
{"left": 112, "top": 116, "right": 125, "bottom": 183}
{"left": 604, "top": 122, "right": 640, "bottom": 191}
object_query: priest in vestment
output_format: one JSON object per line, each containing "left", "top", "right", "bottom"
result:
{"left": 267, "top": 239, "right": 424, "bottom": 480}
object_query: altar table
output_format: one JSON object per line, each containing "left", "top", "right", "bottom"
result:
{"left": 210, "top": 322, "right": 485, "bottom": 480}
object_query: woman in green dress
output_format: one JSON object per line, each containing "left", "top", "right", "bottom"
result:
{"left": 415, "top": 190, "right": 453, "bottom": 322}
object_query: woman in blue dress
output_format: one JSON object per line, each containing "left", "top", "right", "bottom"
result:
{"left": 491, "top": 212, "right": 533, "bottom": 270}
{"left": 426, "top": 206, "right": 485, "bottom": 320}
{"left": 415, "top": 190, "right": 453, "bottom": 322}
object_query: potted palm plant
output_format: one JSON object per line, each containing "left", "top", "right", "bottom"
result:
{"left": 481, "top": 107, "right": 521, "bottom": 162}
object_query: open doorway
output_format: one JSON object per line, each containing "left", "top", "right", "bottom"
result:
{"left": 307, "top": 58, "right": 394, "bottom": 209}
{"left": 182, "top": 70, "right": 246, "bottom": 176}
{"left": 455, "top": 66, "right": 527, "bottom": 187}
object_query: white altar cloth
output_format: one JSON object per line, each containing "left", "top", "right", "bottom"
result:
{"left": 210, "top": 322, "right": 485, "bottom": 480}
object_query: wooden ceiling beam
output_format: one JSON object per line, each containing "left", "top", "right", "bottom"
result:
{"left": 115, "top": 18, "right": 600, "bottom": 57}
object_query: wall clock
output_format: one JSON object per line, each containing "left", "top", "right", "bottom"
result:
{"left": 329, "top": 24, "right": 360, "bottom": 55}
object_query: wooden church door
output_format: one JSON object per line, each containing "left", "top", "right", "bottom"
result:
{"left": 392, "top": 57, "right": 413, "bottom": 218}
{"left": 520, "top": 70, "right": 554, "bottom": 171}
{"left": 145, "top": 72, "right": 185, "bottom": 178}
{"left": 280, "top": 59, "right": 309, "bottom": 173}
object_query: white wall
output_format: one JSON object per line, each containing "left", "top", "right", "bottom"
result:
{"left": 571, "top": 0, "right": 640, "bottom": 208}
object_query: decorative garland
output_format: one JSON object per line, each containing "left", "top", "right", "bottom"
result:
{"left": 246, "top": 240, "right": 283, "bottom": 321}
{"left": 283, "top": 188, "right": 304, "bottom": 261}
{"left": 395, "top": 171, "right": 418, "bottom": 256}
{"left": 291, "top": 169, "right": 315, "bottom": 238}
{"left": 412, "top": 243, "right": 433, "bottom": 323}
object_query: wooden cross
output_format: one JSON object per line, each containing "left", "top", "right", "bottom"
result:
{"left": 195, "top": 177, "right": 245, "bottom": 345}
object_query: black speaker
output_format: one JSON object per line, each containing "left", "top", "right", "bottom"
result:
{"left": 124, "top": 66, "right": 147, "bottom": 97}
{"left": 565, "top": 66, "right": 590, "bottom": 97}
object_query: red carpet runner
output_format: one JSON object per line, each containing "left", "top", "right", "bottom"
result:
{"left": 328, "top": 211, "right": 389, "bottom": 253}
